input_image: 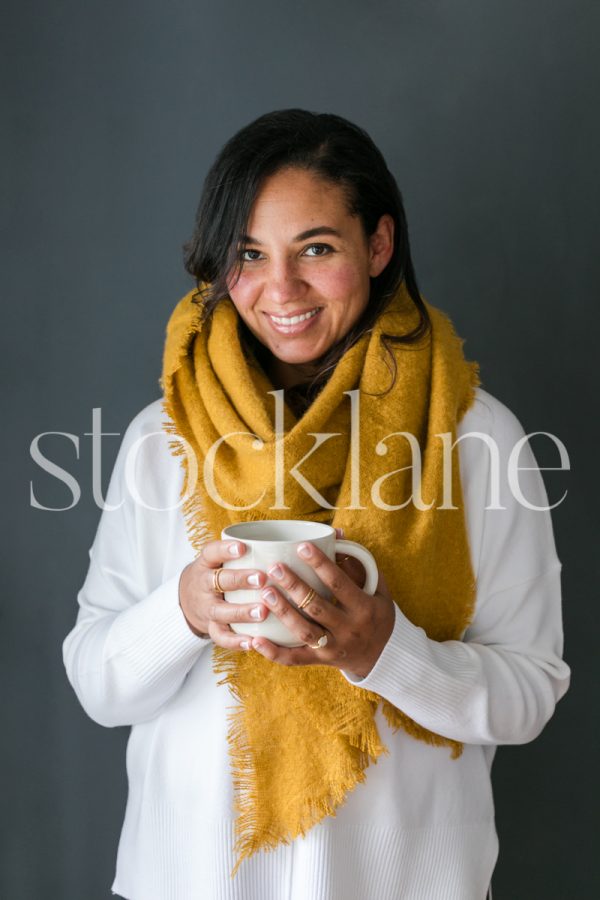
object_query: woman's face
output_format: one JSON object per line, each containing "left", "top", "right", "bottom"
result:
{"left": 227, "top": 167, "right": 394, "bottom": 378}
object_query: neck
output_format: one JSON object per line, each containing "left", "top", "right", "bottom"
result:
{"left": 242, "top": 323, "right": 319, "bottom": 391}
{"left": 264, "top": 355, "right": 319, "bottom": 392}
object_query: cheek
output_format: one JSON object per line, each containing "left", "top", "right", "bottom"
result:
{"left": 227, "top": 273, "right": 257, "bottom": 314}
{"left": 317, "top": 263, "right": 368, "bottom": 305}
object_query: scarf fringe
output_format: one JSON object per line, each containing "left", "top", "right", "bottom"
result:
{"left": 213, "top": 645, "right": 388, "bottom": 877}
{"left": 381, "top": 701, "right": 463, "bottom": 759}
{"left": 159, "top": 293, "right": 212, "bottom": 550}
{"left": 161, "top": 399, "right": 213, "bottom": 551}
{"left": 459, "top": 358, "right": 482, "bottom": 423}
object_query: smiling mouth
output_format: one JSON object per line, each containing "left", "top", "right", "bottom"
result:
{"left": 266, "top": 307, "right": 322, "bottom": 326}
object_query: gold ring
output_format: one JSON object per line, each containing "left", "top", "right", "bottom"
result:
{"left": 297, "top": 587, "right": 317, "bottom": 610}
{"left": 307, "top": 634, "right": 328, "bottom": 650}
{"left": 212, "top": 568, "right": 226, "bottom": 594}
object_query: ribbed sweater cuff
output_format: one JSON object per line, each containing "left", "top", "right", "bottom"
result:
{"left": 341, "top": 604, "right": 476, "bottom": 724}
{"left": 107, "top": 572, "right": 211, "bottom": 687}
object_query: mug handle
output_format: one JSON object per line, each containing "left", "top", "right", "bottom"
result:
{"left": 334, "top": 539, "right": 379, "bottom": 595}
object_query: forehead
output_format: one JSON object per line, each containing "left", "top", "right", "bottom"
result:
{"left": 247, "top": 167, "right": 355, "bottom": 231}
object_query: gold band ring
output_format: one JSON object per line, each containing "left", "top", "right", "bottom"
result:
{"left": 307, "top": 634, "right": 328, "bottom": 650}
{"left": 297, "top": 587, "right": 317, "bottom": 610}
{"left": 212, "top": 568, "right": 226, "bottom": 594}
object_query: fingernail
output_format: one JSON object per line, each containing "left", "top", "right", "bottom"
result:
{"left": 228, "top": 543, "right": 242, "bottom": 556}
{"left": 262, "top": 589, "right": 276, "bottom": 605}
{"left": 250, "top": 606, "right": 263, "bottom": 619}
{"left": 240, "top": 640, "right": 250, "bottom": 650}
{"left": 247, "top": 573, "right": 261, "bottom": 586}
{"left": 335, "top": 527, "right": 345, "bottom": 538}
{"left": 297, "top": 543, "right": 312, "bottom": 558}
{"left": 268, "top": 564, "right": 283, "bottom": 579}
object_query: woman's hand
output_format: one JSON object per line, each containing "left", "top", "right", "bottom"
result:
{"left": 249, "top": 541, "right": 396, "bottom": 679}
{"left": 178, "top": 540, "right": 269, "bottom": 648}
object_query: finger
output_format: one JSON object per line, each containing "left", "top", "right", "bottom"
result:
{"left": 198, "top": 539, "right": 248, "bottom": 567}
{"left": 205, "top": 566, "right": 267, "bottom": 594}
{"left": 259, "top": 584, "right": 333, "bottom": 647}
{"left": 376, "top": 568, "right": 392, "bottom": 598}
{"left": 210, "top": 620, "right": 256, "bottom": 651}
{"left": 335, "top": 553, "right": 366, "bottom": 589}
{"left": 296, "top": 542, "right": 363, "bottom": 610}
{"left": 265, "top": 564, "right": 338, "bottom": 627}
{"left": 209, "top": 598, "right": 268, "bottom": 626}
{"left": 250, "top": 635, "right": 331, "bottom": 667}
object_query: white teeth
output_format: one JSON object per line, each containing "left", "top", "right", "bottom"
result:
{"left": 269, "top": 308, "right": 320, "bottom": 325}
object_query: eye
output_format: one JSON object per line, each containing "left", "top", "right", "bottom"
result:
{"left": 240, "top": 249, "right": 264, "bottom": 262}
{"left": 303, "top": 243, "right": 333, "bottom": 257}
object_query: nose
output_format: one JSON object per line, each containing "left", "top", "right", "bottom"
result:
{"left": 262, "top": 256, "right": 307, "bottom": 306}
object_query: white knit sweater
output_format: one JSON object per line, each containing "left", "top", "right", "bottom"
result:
{"left": 62, "top": 387, "right": 570, "bottom": 900}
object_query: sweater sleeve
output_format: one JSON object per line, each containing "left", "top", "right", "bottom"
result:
{"left": 341, "top": 391, "right": 571, "bottom": 746}
{"left": 62, "top": 402, "right": 211, "bottom": 728}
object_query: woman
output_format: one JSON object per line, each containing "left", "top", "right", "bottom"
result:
{"left": 63, "top": 109, "right": 570, "bottom": 900}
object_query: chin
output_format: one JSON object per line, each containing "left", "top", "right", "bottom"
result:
{"left": 275, "top": 349, "right": 324, "bottom": 366}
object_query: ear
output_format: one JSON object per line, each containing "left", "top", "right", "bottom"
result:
{"left": 368, "top": 214, "right": 395, "bottom": 278}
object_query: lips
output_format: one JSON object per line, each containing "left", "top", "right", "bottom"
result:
{"left": 267, "top": 307, "right": 321, "bottom": 325}
{"left": 264, "top": 306, "right": 323, "bottom": 335}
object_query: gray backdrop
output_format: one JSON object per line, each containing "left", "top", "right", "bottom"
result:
{"left": 2, "top": 0, "right": 598, "bottom": 897}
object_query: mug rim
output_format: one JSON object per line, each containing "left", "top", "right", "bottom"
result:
{"left": 222, "top": 519, "right": 334, "bottom": 542}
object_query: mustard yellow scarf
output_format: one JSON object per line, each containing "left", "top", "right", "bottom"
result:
{"left": 161, "top": 283, "right": 480, "bottom": 874}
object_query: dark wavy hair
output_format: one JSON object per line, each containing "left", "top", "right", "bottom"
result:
{"left": 183, "top": 109, "right": 431, "bottom": 410}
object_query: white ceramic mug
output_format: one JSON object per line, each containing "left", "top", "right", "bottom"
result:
{"left": 221, "top": 520, "right": 379, "bottom": 647}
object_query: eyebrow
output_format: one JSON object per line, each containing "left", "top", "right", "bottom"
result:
{"left": 241, "top": 226, "right": 343, "bottom": 245}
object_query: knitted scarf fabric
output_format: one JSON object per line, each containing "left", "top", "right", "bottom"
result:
{"left": 160, "top": 282, "right": 481, "bottom": 875}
